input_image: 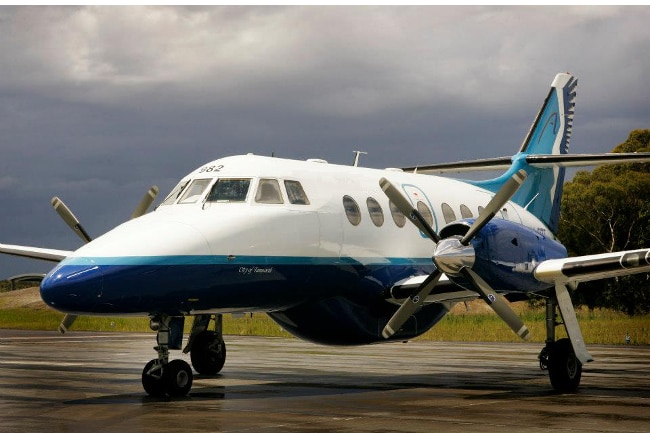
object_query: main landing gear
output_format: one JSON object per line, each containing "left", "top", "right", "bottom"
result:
{"left": 142, "top": 314, "right": 227, "bottom": 397}
{"left": 538, "top": 289, "right": 591, "bottom": 392}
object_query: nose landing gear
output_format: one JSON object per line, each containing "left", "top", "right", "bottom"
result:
{"left": 142, "top": 314, "right": 227, "bottom": 397}
{"left": 142, "top": 315, "right": 193, "bottom": 397}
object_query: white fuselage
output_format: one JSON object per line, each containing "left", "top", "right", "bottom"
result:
{"left": 70, "top": 154, "right": 551, "bottom": 264}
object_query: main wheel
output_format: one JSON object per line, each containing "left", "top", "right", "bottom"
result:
{"left": 191, "top": 330, "right": 226, "bottom": 375}
{"left": 163, "top": 359, "right": 193, "bottom": 397}
{"left": 547, "top": 338, "right": 582, "bottom": 392}
{"left": 142, "top": 359, "right": 165, "bottom": 397}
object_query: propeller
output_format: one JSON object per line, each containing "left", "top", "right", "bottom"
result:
{"left": 51, "top": 186, "right": 159, "bottom": 334}
{"left": 460, "top": 268, "right": 530, "bottom": 339}
{"left": 51, "top": 197, "right": 92, "bottom": 243}
{"left": 130, "top": 186, "right": 160, "bottom": 219}
{"left": 382, "top": 270, "right": 441, "bottom": 338}
{"left": 459, "top": 169, "right": 527, "bottom": 245}
{"left": 379, "top": 169, "right": 529, "bottom": 339}
{"left": 58, "top": 313, "right": 77, "bottom": 334}
{"left": 380, "top": 178, "right": 440, "bottom": 243}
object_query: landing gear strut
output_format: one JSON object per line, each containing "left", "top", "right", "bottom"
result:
{"left": 142, "top": 314, "right": 193, "bottom": 397}
{"left": 141, "top": 314, "right": 228, "bottom": 397}
{"left": 539, "top": 294, "right": 583, "bottom": 392}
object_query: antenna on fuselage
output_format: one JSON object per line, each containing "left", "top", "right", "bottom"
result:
{"left": 353, "top": 150, "right": 367, "bottom": 167}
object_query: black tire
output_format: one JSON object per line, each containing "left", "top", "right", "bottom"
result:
{"left": 163, "top": 359, "right": 193, "bottom": 397}
{"left": 538, "top": 346, "right": 549, "bottom": 370}
{"left": 190, "top": 331, "right": 226, "bottom": 375}
{"left": 142, "top": 359, "right": 165, "bottom": 397}
{"left": 547, "top": 338, "right": 582, "bottom": 392}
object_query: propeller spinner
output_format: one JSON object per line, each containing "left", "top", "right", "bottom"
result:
{"left": 379, "top": 169, "right": 530, "bottom": 340}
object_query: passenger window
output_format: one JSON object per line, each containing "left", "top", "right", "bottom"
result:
{"left": 343, "top": 196, "right": 361, "bottom": 226}
{"left": 460, "top": 204, "right": 473, "bottom": 219}
{"left": 255, "top": 179, "right": 283, "bottom": 204}
{"left": 206, "top": 179, "right": 251, "bottom": 203}
{"left": 416, "top": 201, "right": 434, "bottom": 227}
{"left": 441, "top": 203, "right": 457, "bottom": 223}
{"left": 178, "top": 179, "right": 212, "bottom": 204}
{"left": 389, "top": 201, "right": 406, "bottom": 228}
{"left": 284, "top": 180, "right": 310, "bottom": 205}
{"left": 366, "top": 197, "right": 384, "bottom": 227}
{"left": 478, "top": 206, "right": 485, "bottom": 215}
{"left": 160, "top": 180, "right": 190, "bottom": 206}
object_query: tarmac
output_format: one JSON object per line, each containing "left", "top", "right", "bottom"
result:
{"left": 0, "top": 330, "right": 649, "bottom": 433}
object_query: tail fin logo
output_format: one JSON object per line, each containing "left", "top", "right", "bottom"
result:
{"left": 540, "top": 113, "right": 560, "bottom": 141}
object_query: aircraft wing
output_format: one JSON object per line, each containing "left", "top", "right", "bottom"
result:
{"left": 0, "top": 243, "right": 71, "bottom": 262}
{"left": 534, "top": 248, "right": 650, "bottom": 285}
{"left": 402, "top": 153, "right": 650, "bottom": 174}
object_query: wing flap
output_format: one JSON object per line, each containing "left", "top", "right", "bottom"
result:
{"left": 534, "top": 249, "right": 650, "bottom": 284}
{"left": 0, "top": 243, "right": 71, "bottom": 262}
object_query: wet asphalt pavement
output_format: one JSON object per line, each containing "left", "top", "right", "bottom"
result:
{"left": 0, "top": 330, "right": 648, "bottom": 432}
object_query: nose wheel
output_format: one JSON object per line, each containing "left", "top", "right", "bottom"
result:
{"left": 142, "top": 315, "right": 194, "bottom": 397}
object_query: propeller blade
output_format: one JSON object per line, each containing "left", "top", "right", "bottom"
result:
{"left": 130, "top": 186, "right": 159, "bottom": 219}
{"left": 461, "top": 268, "right": 530, "bottom": 340}
{"left": 382, "top": 270, "right": 442, "bottom": 338}
{"left": 51, "top": 197, "right": 92, "bottom": 243}
{"left": 460, "top": 169, "right": 527, "bottom": 245}
{"left": 58, "top": 314, "right": 77, "bottom": 334}
{"left": 379, "top": 177, "right": 440, "bottom": 243}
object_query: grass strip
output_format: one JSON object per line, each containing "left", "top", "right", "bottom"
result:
{"left": 1, "top": 306, "right": 648, "bottom": 345}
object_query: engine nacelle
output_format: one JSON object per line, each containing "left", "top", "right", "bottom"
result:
{"left": 439, "top": 219, "right": 567, "bottom": 294}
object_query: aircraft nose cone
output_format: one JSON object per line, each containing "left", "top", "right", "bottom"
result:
{"left": 40, "top": 258, "right": 104, "bottom": 314}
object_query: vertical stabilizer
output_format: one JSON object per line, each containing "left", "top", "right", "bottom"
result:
{"left": 474, "top": 73, "right": 577, "bottom": 234}
{"left": 518, "top": 73, "right": 577, "bottom": 156}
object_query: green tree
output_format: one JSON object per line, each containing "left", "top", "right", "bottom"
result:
{"left": 558, "top": 129, "right": 650, "bottom": 315}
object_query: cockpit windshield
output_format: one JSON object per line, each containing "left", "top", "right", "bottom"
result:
{"left": 206, "top": 179, "right": 251, "bottom": 203}
{"left": 159, "top": 180, "right": 190, "bottom": 206}
{"left": 178, "top": 179, "right": 213, "bottom": 204}
{"left": 159, "top": 177, "right": 310, "bottom": 207}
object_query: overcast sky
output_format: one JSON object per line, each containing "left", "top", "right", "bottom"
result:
{"left": 1, "top": 5, "right": 649, "bottom": 277}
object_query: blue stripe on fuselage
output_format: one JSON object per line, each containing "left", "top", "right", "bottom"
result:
{"left": 57, "top": 255, "right": 433, "bottom": 267}
{"left": 41, "top": 256, "right": 435, "bottom": 316}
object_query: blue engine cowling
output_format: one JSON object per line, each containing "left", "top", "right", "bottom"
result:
{"left": 440, "top": 218, "right": 568, "bottom": 294}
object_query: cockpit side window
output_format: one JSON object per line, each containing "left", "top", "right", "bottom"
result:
{"left": 160, "top": 180, "right": 190, "bottom": 206}
{"left": 255, "top": 179, "right": 284, "bottom": 204}
{"left": 284, "top": 180, "right": 310, "bottom": 205}
{"left": 178, "top": 179, "right": 213, "bottom": 204}
{"left": 206, "top": 178, "right": 251, "bottom": 203}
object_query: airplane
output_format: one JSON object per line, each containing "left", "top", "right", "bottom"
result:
{"left": 1, "top": 72, "right": 650, "bottom": 398}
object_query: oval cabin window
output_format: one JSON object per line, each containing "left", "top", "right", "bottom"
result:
{"left": 389, "top": 201, "right": 406, "bottom": 228}
{"left": 366, "top": 197, "right": 384, "bottom": 227}
{"left": 416, "top": 201, "right": 434, "bottom": 227}
{"left": 343, "top": 195, "right": 361, "bottom": 226}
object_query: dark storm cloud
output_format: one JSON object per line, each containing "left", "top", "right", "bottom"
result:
{"left": 1, "top": 6, "right": 649, "bottom": 276}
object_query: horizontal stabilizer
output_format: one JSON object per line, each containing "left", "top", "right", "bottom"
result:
{"left": 401, "top": 153, "right": 650, "bottom": 174}
{"left": 0, "top": 243, "right": 70, "bottom": 262}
